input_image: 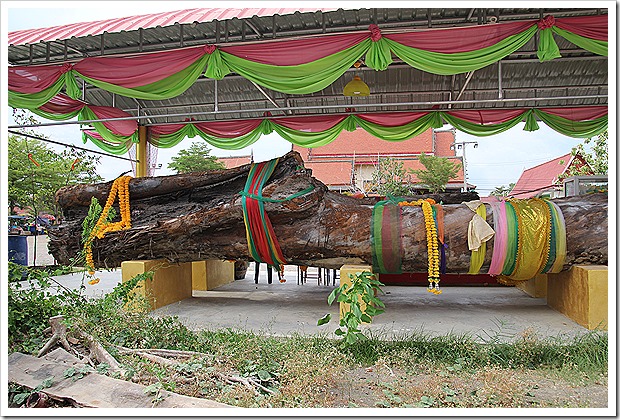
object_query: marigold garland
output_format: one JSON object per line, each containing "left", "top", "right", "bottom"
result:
{"left": 398, "top": 198, "right": 441, "bottom": 294}
{"left": 84, "top": 175, "right": 132, "bottom": 277}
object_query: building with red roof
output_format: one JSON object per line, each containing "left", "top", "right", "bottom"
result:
{"left": 510, "top": 152, "right": 592, "bottom": 199}
{"left": 217, "top": 155, "right": 252, "bottom": 169}
{"left": 292, "top": 127, "right": 465, "bottom": 193}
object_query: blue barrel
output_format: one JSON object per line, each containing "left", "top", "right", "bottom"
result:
{"left": 8, "top": 235, "right": 28, "bottom": 266}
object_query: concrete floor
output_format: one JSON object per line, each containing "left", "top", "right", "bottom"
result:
{"left": 27, "top": 232, "right": 589, "bottom": 342}
{"left": 151, "top": 263, "right": 589, "bottom": 342}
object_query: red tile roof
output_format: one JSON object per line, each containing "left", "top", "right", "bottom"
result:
{"left": 218, "top": 155, "right": 252, "bottom": 169}
{"left": 293, "top": 127, "right": 439, "bottom": 159}
{"left": 304, "top": 157, "right": 464, "bottom": 187}
{"left": 510, "top": 153, "right": 591, "bottom": 198}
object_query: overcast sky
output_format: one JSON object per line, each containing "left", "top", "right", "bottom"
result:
{"left": 3, "top": 2, "right": 593, "bottom": 195}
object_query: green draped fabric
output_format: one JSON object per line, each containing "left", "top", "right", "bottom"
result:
{"left": 81, "top": 131, "right": 136, "bottom": 155}
{"left": 271, "top": 118, "right": 357, "bottom": 147}
{"left": 29, "top": 106, "right": 82, "bottom": 122}
{"left": 442, "top": 112, "right": 526, "bottom": 137}
{"left": 523, "top": 110, "right": 540, "bottom": 132}
{"left": 220, "top": 41, "right": 370, "bottom": 94}
{"left": 8, "top": 77, "right": 66, "bottom": 109}
{"left": 78, "top": 54, "right": 212, "bottom": 101}
{"left": 552, "top": 27, "right": 608, "bottom": 56}
{"left": 537, "top": 29, "right": 562, "bottom": 62}
{"left": 365, "top": 38, "right": 393, "bottom": 71}
{"left": 204, "top": 49, "right": 232, "bottom": 80}
{"left": 150, "top": 120, "right": 270, "bottom": 149}
{"left": 533, "top": 109, "right": 608, "bottom": 138}
{"left": 385, "top": 26, "right": 538, "bottom": 75}
{"left": 354, "top": 113, "right": 438, "bottom": 141}
{"left": 78, "top": 107, "right": 138, "bottom": 147}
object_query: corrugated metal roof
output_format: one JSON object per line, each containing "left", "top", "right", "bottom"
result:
{"left": 6, "top": 7, "right": 608, "bottom": 124}
{"left": 8, "top": 7, "right": 340, "bottom": 46}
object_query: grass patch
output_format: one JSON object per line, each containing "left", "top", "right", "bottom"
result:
{"left": 8, "top": 276, "right": 608, "bottom": 408}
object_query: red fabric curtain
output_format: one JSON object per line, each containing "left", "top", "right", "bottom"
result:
{"left": 150, "top": 119, "right": 263, "bottom": 138}
{"left": 554, "top": 15, "right": 608, "bottom": 40}
{"left": 270, "top": 115, "right": 347, "bottom": 131}
{"left": 447, "top": 109, "right": 527, "bottom": 124}
{"left": 357, "top": 112, "right": 430, "bottom": 126}
{"left": 37, "top": 93, "right": 86, "bottom": 113}
{"left": 8, "top": 65, "right": 67, "bottom": 93}
{"left": 386, "top": 20, "right": 536, "bottom": 53}
{"left": 74, "top": 46, "right": 209, "bottom": 87}
{"left": 539, "top": 106, "right": 608, "bottom": 120}
{"left": 222, "top": 33, "right": 368, "bottom": 65}
{"left": 89, "top": 106, "right": 138, "bottom": 136}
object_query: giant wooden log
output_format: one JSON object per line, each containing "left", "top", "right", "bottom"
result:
{"left": 48, "top": 151, "right": 608, "bottom": 272}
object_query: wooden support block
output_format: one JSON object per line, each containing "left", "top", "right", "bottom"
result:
{"left": 338, "top": 265, "right": 375, "bottom": 322}
{"left": 121, "top": 260, "right": 192, "bottom": 311}
{"left": 516, "top": 274, "right": 548, "bottom": 298}
{"left": 192, "top": 260, "right": 235, "bottom": 295}
{"left": 546, "top": 265, "right": 608, "bottom": 330}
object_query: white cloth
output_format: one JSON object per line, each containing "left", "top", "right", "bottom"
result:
{"left": 462, "top": 200, "right": 495, "bottom": 251}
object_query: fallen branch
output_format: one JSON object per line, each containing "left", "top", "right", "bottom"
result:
{"left": 72, "top": 329, "right": 125, "bottom": 377}
{"left": 215, "top": 373, "right": 276, "bottom": 396}
{"left": 37, "top": 315, "right": 72, "bottom": 358}
{"left": 113, "top": 346, "right": 208, "bottom": 359}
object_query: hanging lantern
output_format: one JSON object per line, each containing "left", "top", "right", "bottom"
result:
{"left": 343, "top": 61, "right": 370, "bottom": 97}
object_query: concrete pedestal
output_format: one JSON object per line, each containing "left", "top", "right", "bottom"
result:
{"left": 516, "top": 274, "right": 548, "bottom": 298}
{"left": 338, "top": 265, "right": 375, "bottom": 322}
{"left": 121, "top": 260, "right": 192, "bottom": 311}
{"left": 192, "top": 260, "right": 235, "bottom": 296}
{"left": 546, "top": 265, "right": 608, "bottom": 330}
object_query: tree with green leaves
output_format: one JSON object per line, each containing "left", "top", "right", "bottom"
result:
{"left": 490, "top": 183, "right": 516, "bottom": 198}
{"left": 8, "top": 112, "right": 103, "bottom": 218}
{"left": 410, "top": 153, "right": 461, "bottom": 193}
{"left": 369, "top": 157, "right": 412, "bottom": 197}
{"left": 566, "top": 130, "right": 608, "bottom": 176}
{"left": 167, "top": 142, "right": 226, "bottom": 174}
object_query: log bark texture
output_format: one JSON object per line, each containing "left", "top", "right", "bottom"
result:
{"left": 49, "top": 151, "right": 608, "bottom": 272}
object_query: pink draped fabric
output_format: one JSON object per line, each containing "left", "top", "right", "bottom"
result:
{"left": 357, "top": 112, "right": 429, "bottom": 126}
{"left": 447, "top": 109, "right": 527, "bottom": 124}
{"left": 554, "top": 15, "right": 607, "bottom": 40}
{"left": 539, "top": 106, "right": 608, "bottom": 120}
{"left": 74, "top": 46, "right": 209, "bottom": 87}
{"left": 37, "top": 93, "right": 86, "bottom": 114}
{"left": 9, "top": 65, "right": 68, "bottom": 93}
{"left": 222, "top": 33, "right": 368, "bottom": 66}
{"left": 386, "top": 20, "right": 536, "bottom": 53}
{"left": 151, "top": 119, "right": 263, "bottom": 138}
{"left": 488, "top": 201, "right": 508, "bottom": 276}
{"left": 270, "top": 115, "right": 347, "bottom": 131}
{"left": 89, "top": 106, "right": 138, "bottom": 136}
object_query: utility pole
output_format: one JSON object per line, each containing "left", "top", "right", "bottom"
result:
{"left": 450, "top": 139, "right": 478, "bottom": 192}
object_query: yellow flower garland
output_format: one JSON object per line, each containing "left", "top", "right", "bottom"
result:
{"left": 398, "top": 198, "right": 441, "bottom": 294}
{"left": 84, "top": 175, "right": 132, "bottom": 277}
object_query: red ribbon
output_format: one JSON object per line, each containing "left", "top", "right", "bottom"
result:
{"left": 204, "top": 45, "right": 216, "bottom": 54}
{"left": 61, "top": 63, "right": 73, "bottom": 73}
{"left": 28, "top": 153, "right": 40, "bottom": 167}
{"left": 369, "top": 24, "right": 382, "bottom": 41}
{"left": 537, "top": 15, "right": 556, "bottom": 30}
{"left": 70, "top": 158, "right": 80, "bottom": 171}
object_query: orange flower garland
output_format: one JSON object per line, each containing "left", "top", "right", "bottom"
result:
{"left": 398, "top": 198, "right": 441, "bottom": 294}
{"left": 84, "top": 175, "right": 132, "bottom": 277}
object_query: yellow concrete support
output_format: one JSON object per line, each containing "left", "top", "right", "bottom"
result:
{"left": 121, "top": 259, "right": 192, "bottom": 311}
{"left": 338, "top": 264, "right": 375, "bottom": 322}
{"left": 516, "top": 274, "right": 548, "bottom": 298}
{"left": 135, "top": 126, "right": 148, "bottom": 178}
{"left": 192, "top": 260, "right": 235, "bottom": 295}
{"left": 546, "top": 265, "right": 608, "bottom": 330}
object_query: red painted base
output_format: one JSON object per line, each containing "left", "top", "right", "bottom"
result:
{"left": 380, "top": 272, "right": 500, "bottom": 286}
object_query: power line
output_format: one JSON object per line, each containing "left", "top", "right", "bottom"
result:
{"left": 8, "top": 130, "right": 138, "bottom": 162}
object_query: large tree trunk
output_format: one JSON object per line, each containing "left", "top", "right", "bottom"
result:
{"left": 48, "top": 151, "right": 608, "bottom": 272}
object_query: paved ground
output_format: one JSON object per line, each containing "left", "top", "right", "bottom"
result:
{"left": 26, "top": 236, "right": 591, "bottom": 341}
